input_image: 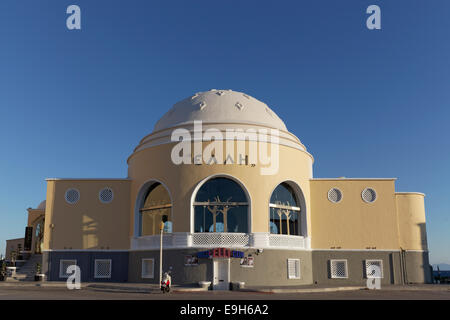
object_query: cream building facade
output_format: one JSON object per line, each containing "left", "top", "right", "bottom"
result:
{"left": 8, "top": 90, "right": 431, "bottom": 287}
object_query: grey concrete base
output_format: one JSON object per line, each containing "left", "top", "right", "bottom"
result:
{"left": 230, "top": 249, "right": 312, "bottom": 286}
{"left": 311, "top": 250, "right": 432, "bottom": 286}
{"left": 404, "top": 251, "right": 432, "bottom": 284}
{"left": 41, "top": 249, "right": 431, "bottom": 286}
{"left": 128, "top": 249, "right": 313, "bottom": 286}
{"left": 43, "top": 251, "right": 128, "bottom": 282}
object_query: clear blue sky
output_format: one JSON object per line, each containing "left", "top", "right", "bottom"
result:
{"left": 0, "top": 0, "right": 449, "bottom": 264}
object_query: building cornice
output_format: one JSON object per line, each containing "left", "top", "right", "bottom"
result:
{"left": 395, "top": 192, "right": 425, "bottom": 197}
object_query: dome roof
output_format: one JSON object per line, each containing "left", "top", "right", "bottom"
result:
{"left": 153, "top": 90, "right": 288, "bottom": 132}
{"left": 37, "top": 200, "right": 46, "bottom": 210}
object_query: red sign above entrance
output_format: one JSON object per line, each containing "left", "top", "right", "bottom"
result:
{"left": 197, "top": 248, "right": 244, "bottom": 259}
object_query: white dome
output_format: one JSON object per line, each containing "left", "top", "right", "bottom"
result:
{"left": 37, "top": 200, "right": 46, "bottom": 210}
{"left": 153, "top": 90, "right": 288, "bottom": 132}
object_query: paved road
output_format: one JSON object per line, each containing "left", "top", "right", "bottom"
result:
{"left": 0, "top": 286, "right": 449, "bottom": 300}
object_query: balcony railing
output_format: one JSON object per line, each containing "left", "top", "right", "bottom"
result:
{"left": 131, "top": 232, "right": 309, "bottom": 250}
{"left": 192, "top": 233, "right": 250, "bottom": 247}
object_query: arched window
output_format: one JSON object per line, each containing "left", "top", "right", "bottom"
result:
{"left": 140, "top": 183, "right": 172, "bottom": 236}
{"left": 269, "top": 182, "right": 301, "bottom": 236}
{"left": 194, "top": 177, "right": 249, "bottom": 233}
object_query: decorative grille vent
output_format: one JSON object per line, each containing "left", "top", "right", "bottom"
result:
{"left": 65, "top": 189, "right": 80, "bottom": 204}
{"left": 141, "top": 259, "right": 154, "bottom": 279}
{"left": 59, "top": 260, "right": 77, "bottom": 278}
{"left": 328, "top": 188, "right": 343, "bottom": 203}
{"left": 365, "top": 259, "right": 383, "bottom": 278}
{"left": 94, "top": 259, "right": 112, "bottom": 278}
{"left": 99, "top": 188, "right": 114, "bottom": 203}
{"left": 287, "top": 259, "right": 300, "bottom": 279}
{"left": 330, "top": 259, "right": 348, "bottom": 279}
{"left": 269, "top": 235, "right": 305, "bottom": 248}
{"left": 192, "top": 233, "right": 249, "bottom": 247}
{"left": 362, "top": 188, "right": 377, "bottom": 203}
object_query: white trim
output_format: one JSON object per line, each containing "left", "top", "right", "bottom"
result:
{"left": 269, "top": 203, "right": 301, "bottom": 211}
{"left": 287, "top": 258, "right": 301, "bottom": 279}
{"left": 141, "top": 120, "right": 302, "bottom": 143}
{"left": 154, "top": 118, "right": 288, "bottom": 136}
{"left": 138, "top": 128, "right": 301, "bottom": 146}
{"left": 135, "top": 133, "right": 305, "bottom": 150}
{"left": 141, "top": 258, "right": 155, "bottom": 279}
{"left": 190, "top": 173, "right": 252, "bottom": 234}
{"left": 59, "top": 259, "right": 77, "bottom": 278}
{"left": 330, "top": 259, "right": 348, "bottom": 279}
{"left": 94, "top": 259, "right": 112, "bottom": 279}
{"left": 134, "top": 121, "right": 306, "bottom": 147}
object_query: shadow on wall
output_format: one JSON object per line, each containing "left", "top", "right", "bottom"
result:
{"left": 417, "top": 222, "right": 432, "bottom": 283}
{"left": 418, "top": 222, "right": 428, "bottom": 251}
{"left": 70, "top": 213, "right": 116, "bottom": 250}
{"left": 82, "top": 215, "right": 99, "bottom": 249}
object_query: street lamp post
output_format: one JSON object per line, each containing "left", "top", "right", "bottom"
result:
{"left": 159, "top": 220, "right": 164, "bottom": 289}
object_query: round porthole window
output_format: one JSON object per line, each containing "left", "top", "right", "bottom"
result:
{"left": 65, "top": 188, "right": 80, "bottom": 204}
{"left": 328, "top": 188, "right": 343, "bottom": 203}
{"left": 99, "top": 188, "right": 114, "bottom": 204}
{"left": 362, "top": 188, "right": 377, "bottom": 203}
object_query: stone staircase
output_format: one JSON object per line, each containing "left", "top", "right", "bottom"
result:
{"left": 7, "top": 254, "right": 42, "bottom": 282}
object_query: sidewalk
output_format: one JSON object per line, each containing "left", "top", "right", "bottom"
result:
{"left": 0, "top": 281, "right": 448, "bottom": 294}
{"left": 241, "top": 285, "right": 365, "bottom": 293}
{"left": 0, "top": 281, "right": 206, "bottom": 293}
{"left": 241, "top": 283, "right": 450, "bottom": 293}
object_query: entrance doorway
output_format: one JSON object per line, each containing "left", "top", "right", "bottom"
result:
{"left": 34, "top": 218, "right": 45, "bottom": 254}
{"left": 213, "top": 259, "right": 230, "bottom": 290}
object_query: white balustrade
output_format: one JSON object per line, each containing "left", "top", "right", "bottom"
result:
{"left": 191, "top": 233, "right": 249, "bottom": 248}
{"left": 131, "top": 232, "right": 309, "bottom": 250}
{"left": 268, "top": 234, "right": 306, "bottom": 249}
